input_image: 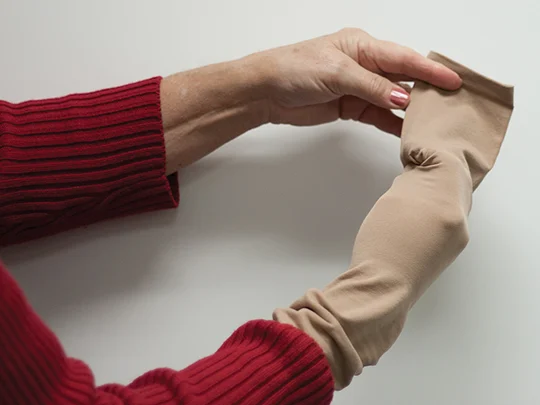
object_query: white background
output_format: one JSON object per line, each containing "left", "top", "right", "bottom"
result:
{"left": 0, "top": 1, "right": 538, "bottom": 404}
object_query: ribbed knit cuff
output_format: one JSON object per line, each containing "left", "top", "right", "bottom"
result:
{"left": 0, "top": 77, "right": 179, "bottom": 245}
{"left": 127, "top": 320, "right": 335, "bottom": 405}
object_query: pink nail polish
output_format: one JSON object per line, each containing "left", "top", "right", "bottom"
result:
{"left": 390, "top": 89, "right": 409, "bottom": 107}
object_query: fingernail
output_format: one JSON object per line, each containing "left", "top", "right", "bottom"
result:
{"left": 390, "top": 89, "right": 410, "bottom": 107}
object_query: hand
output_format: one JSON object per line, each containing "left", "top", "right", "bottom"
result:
{"left": 251, "top": 28, "right": 462, "bottom": 136}
{"left": 161, "top": 28, "right": 462, "bottom": 171}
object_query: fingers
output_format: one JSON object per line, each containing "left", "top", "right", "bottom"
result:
{"left": 272, "top": 101, "right": 340, "bottom": 126}
{"left": 384, "top": 73, "right": 412, "bottom": 83}
{"left": 339, "top": 96, "right": 403, "bottom": 136}
{"left": 270, "top": 96, "right": 403, "bottom": 137}
{"left": 332, "top": 28, "right": 461, "bottom": 90}
{"left": 376, "top": 41, "right": 462, "bottom": 90}
{"left": 359, "top": 105, "right": 403, "bottom": 136}
{"left": 396, "top": 82, "right": 412, "bottom": 93}
{"left": 337, "top": 61, "right": 411, "bottom": 109}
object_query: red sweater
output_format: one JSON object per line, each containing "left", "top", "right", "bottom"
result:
{"left": 0, "top": 78, "right": 334, "bottom": 405}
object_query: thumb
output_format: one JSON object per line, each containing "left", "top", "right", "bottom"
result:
{"left": 337, "top": 63, "right": 410, "bottom": 109}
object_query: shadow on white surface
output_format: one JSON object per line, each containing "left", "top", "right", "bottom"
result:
{"left": 4, "top": 130, "right": 401, "bottom": 316}
{"left": 1, "top": 126, "right": 527, "bottom": 403}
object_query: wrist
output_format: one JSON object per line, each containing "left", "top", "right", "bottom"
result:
{"left": 160, "top": 59, "right": 270, "bottom": 172}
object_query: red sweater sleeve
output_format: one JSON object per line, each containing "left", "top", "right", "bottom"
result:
{"left": 0, "top": 77, "right": 179, "bottom": 245}
{"left": 0, "top": 81, "right": 335, "bottom": 404}
{"left": 0, "top": 264, "right": 334, "bottom": 405}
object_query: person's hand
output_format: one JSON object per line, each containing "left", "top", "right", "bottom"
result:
{"left": 161, "top": 28, "right": 462, "bottom": 171}
{"left": 250, "top": 28, "right": 462, "bottom": 136}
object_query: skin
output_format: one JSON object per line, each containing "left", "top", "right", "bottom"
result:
{"left": 160, "top": 28, "right": 462, "bottom": 175}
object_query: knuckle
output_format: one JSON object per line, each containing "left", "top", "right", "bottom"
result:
{"left": 339, "top": 27, "right": 356, "bottom": 35}
{"left": 401, "top": 53, "right": 415, "bottom": 71}
{"left": 424, "top": 62, "right": 436, "bottom": 82}
{"left": 338, "top": 27, "right": 366, "bottom": 37}
{"left": 318, "top": 44, "right": 335, "bottom": 60}
{"left": 368, "top": 76, "right": 387, "bottom": 98}
{"left": 319, "top": 49, "right": 341, "bottom": 75}
{"left": 406, "top": 52, "right": 435, "bottom": 81}
{"left": 398, "top": 51, "right": 417, "bottom": 73}
{"left": 336, "top": 57, "right": 351, "bottom": 73}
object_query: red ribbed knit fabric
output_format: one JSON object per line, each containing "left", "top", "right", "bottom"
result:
{"left": 0, "top": 77, "right": 179, "bottom": 245}
{"left": 0, "top": 79, "right": 334, "bottom": 405}
{"left": 0, "top": 265, "right": 333, "bottom": 405}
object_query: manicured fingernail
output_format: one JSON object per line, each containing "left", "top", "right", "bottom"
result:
{"left": 390, "top": 89, "right": 410, "bottom": 107}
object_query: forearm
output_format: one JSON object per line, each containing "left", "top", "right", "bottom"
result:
{"left": 0, "top": 58, "right": 272, "bottom": 244}
{"left": 0, "top": 263, "right": 333, "bottom": 405}
{"left": 160, "top": 57, "right": 270, "bottom": 173}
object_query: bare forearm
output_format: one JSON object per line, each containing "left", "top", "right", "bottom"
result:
{"left": 161, "top": 57, "right": 270, "bottom": 174}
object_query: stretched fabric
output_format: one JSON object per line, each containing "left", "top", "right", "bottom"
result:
{"left": 274, "top": 52, "right": 514, "bottom": 389}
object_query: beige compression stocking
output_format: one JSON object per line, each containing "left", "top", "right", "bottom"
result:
{"left": 274, "top": 52, "right": 514, "bottom": 390}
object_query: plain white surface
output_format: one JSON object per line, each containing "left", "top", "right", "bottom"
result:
{"left": 0, "top": 1, "right": 538, "bottom": 404}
